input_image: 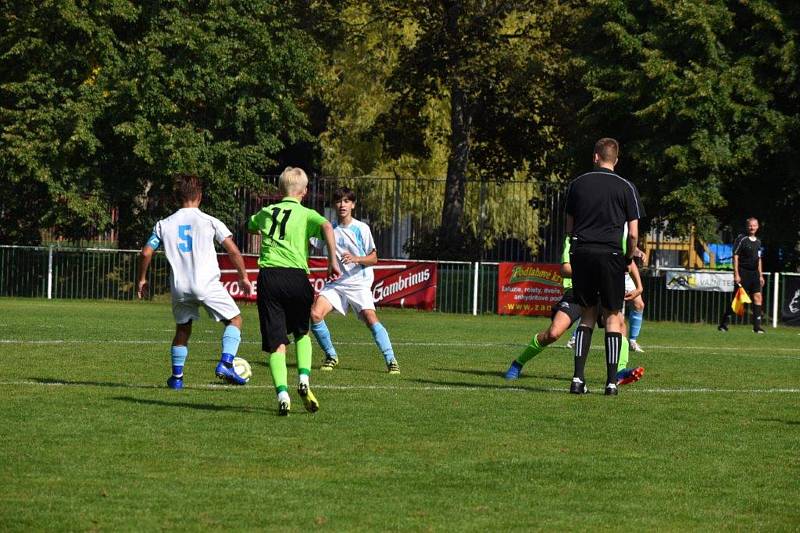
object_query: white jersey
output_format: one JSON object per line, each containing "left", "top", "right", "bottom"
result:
{"left": 149, "top": 208, "right": 232, "bottom": 301}
{"left": 314, "top": 218, "right": 376, "bottom": 288}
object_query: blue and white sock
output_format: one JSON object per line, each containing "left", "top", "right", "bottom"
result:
{"left": 311, "top": 321, "right": 337, "bottom": 358}
{"left": 370, "top": 322, "right": 395, "bottom": 364}
{"left": 220, "top": 325, "right": 241, "bottom": 365}
{"left": 171, "top": 345, "right": 188, "bottom": 377}
{"left": 629, "top": 310, "right": 644, "bottom": 341}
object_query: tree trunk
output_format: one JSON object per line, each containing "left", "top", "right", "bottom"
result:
{"left": 438, "top": 85, "right": 472, "bottom": 257}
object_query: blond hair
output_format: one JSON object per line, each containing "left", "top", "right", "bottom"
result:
{"left": 279, "top": 167, "right": 309, "bottom": 195}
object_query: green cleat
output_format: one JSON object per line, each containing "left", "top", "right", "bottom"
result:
{"left": 387, "top": 360, "right": 400, "bottom": 375}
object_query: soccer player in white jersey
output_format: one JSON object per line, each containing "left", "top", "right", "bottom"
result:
{"left": 137, "top": 174, "right": 253, "bottom": 389}
{"left": 310, "top": 187, "right": 400, "bottom": 374}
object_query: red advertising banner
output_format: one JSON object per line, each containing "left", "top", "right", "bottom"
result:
{"left": 219, "top": 255, "right": 437, "bottom": 310}
{"left": 497, "top": 263, "right": 564, "bottom": 316}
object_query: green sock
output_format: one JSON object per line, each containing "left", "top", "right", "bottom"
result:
{"left": 617, "top": 337, "right": 630, "bottom": 372}
{"left": 516, "top": 334, "right": 545, "bottom": 365}
{"left": 269, "top": 352, "right": 288, "bottom": 394}
{"left": 296, "top": 335, "right": 312, "bottom": 377}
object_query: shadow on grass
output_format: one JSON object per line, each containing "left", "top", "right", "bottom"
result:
{"left": 432, "top": 367, "right": 572, "bottom": 383}
{"left": 30, "top": 377, "right": 158, "bottom": 390}
{"left": 756, "top": 418, "right": 800, "bottom": 426}
{"left": 112, "top": 395, "right": 265, "bottom": 413}
{"left": 410, "top": 377, "right": 564, "bottom": 394}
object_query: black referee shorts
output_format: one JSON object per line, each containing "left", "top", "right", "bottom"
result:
{"left": 739, "top": 269, "right": 761, "bottom": 295}
{"left": 256, "top": 267, "right": 314, "bottom": 353}
{"left": 570, "top": 248, "right": 627, "bottom": 311}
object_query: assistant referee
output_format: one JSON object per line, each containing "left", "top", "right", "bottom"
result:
{"left": 565, "top": 138, "right": 644, "bottom": 396}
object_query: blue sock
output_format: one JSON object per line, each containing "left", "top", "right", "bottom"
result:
{"left": 629, "top": 310, "right": 644, "bottom": 341}
{"left": 171, "top": 345, "right": 188, "bottom": 377}
{"left": 369, "top": 322, "right": 395, "bottom": 364}
{"left": 220, "top": 325, "right": 241, "bottom": 365}
{"left": 311, "top": 321, "right": 337, "bottom": 358}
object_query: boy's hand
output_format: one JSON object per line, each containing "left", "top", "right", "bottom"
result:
{"left": 327, "top": 262, "right": 342, "bottom": 282}
{"left": 137, "top": 279, "right": 149, "bottom": 299}
{"left": 240, "top": 278, "right": 254, "bottom": 296}
{"left": 341, "top": 252, "right": 357, "bottom": 265}
{"left": 624, "top": 288, "right": 642, "bottom": 301}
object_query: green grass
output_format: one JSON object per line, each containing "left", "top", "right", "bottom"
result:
{"left": 1, "top": 298, "right": 799, "bottom": 531}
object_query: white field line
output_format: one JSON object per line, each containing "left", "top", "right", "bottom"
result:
{"left": 0, "top": 379, "right": 798, "bottom": 394}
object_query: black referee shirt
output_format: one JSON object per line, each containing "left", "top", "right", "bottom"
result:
{"left": 732, "top": 234, "right": 761, "bottom": 271}
{"left": 565, "top": 167, "right": 644, "bottom": 252}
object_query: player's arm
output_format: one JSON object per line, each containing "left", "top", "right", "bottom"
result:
{"left": 221, "top": 237, "right": 253, "bottom": 295}
{"left": 560, "top": 262, "right": 572, "bottom": 279}
{"left": 626, "top": 219, "right": 639, "bottom": 262}
{"left": 625, "top": 261, "right": 643, "bottom": 300}
{"left": 137, "top": 242, "right": 156, "bottom": 299}
{"left": 758, "top": 255, "right": 764, "bottom": 287}
{"left": 565, "top": 214, "right": 574, "bottom": 236}
{"left": 343, "top": 249, "right": 377, "bottom": 266}
{"left": 733, "top": 254, "right": 740, "bottom": 284}
{"left": 320, "top": 221, "right": 341, "bottom": 280}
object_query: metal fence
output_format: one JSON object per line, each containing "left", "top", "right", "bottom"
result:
{"left": 2, "top": 245, "right": 797, "bottom": 327}
{"left": 234, "top": 176, "right": 567, "bottom": 263}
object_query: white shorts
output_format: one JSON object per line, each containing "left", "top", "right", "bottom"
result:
{"left": 624, "top": 273, "right": 636, "bottom": 293}
{"left": 318, "top": 284, "right": 375, "bottom": 316}
{"left": 172, "top": 283, "right": 241, "bottom": 324}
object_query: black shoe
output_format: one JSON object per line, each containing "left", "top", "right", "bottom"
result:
{"left": 604, "top": 383, "right": 619, "bottom": 396}
{"left": 754, "top": 327, "right": 765, "bottom": 334}
{"left": 717, "top": 324, "right": 728, "bottom": 332}
{"left": 569, "top": 378, "right": 588, "bottom": 394}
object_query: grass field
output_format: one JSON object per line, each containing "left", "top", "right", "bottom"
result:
{"left": 1, "top": 298, "right": 799, "bottom": 531}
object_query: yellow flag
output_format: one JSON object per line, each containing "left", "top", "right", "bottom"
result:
{"left": 731, "top": 286, "right": 752, "bottom": 317}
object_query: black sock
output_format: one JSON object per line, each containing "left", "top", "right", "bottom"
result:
{"left": 753, "top": 304, "right": 763, "bottom": 330}
{"left": 720, "top": 310, "right": 731, "bottom": 326}
{"left": 574, "top": 326, "right": 593, "bottom": 381}
{"left": 605, "top": 332, "right": 622, "bottom": 384}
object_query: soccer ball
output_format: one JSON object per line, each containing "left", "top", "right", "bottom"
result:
{"left": 232, "top": 357, "right": 252, "bottom": 382}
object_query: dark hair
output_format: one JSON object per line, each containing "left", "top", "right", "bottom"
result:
{"left": 175, "top": 174, "right": 202, "bottom": 202}
{"left": 333, "top": 186, "right": 356, "bottom": 203}
{"left": 594, "top": 138, "right": 619, "bottom": 163}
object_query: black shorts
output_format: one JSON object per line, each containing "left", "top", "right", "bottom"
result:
{"left": 739, "top": 269, "right": 761, "bottom": 295}
{"left": 570, "top": 248, "right": 627, "bottom": 311}
{"left": 551, "top": 289, "right": 583, "bottom": 324}
{"left": 256, "top": 267, "right": 314, "bottom": 353}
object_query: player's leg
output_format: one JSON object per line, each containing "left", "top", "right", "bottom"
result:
{"left": 203, "top": 286, "right": 249, "bottom": 385}
{"left": 310, "top": 293, "right": 339, "bottom": 369}
{"left": 168, "top": 320, "right": 192, "bottom": 389}
{"left": 598, "top": 252, "right": 628, "bottom": 395}
{"left": 747, "top": 273, "right": 765, "bottom": 333}
{"left": 628, "top": 295, "right": 645, "bottom": 351}
{"left": 359, "top": 308, "right": 399, "bottom": 373}
{"left": 569, "top": 250, "right": 598, "bottom": 394}
{"left": 286, "top": 271, "right": 319, "bottom": 412}
{"left": 257, "top": 269, "right": 292, "bottom": 415}
{"left": 504, "top": 298, "right": 579, "bottom": 380}
{"left": 615, "top": 319, "right": 645, "bottom": 386}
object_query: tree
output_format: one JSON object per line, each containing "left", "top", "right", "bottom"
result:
{"left": 571, "top": 0, "right": 800, "bottom": 269}
{"left": 318, "top": 1, "right": 573, "bottom": 259}
{"left": 0, "top": 1, "right": 325, "bottom": 247}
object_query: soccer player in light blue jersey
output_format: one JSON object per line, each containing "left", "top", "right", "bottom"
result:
{"left": 310, "top": 187, "right": 400, "bottom": 374}
{"left": 137, "top": 174, "right": 253, "bottom": 389}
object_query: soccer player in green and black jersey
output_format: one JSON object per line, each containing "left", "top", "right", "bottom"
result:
{"left": 719, "top": 217, "right": 765, "bottom": 333}
{"left": 248, "top": 167, "right": 341, "bottom": 415}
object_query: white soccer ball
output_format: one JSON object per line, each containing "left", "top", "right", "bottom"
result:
{"left": 233, "top": 357, "right": 252, "bottom": 382}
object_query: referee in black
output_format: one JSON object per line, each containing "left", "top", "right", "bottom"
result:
{"left": 565, "top": 138, "right": 644, "bottom": 396}
{"left": 718, "top": 217, "right": 765, "bottom": 333}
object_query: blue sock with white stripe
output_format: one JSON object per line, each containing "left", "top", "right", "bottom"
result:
{"left": 171, "top": 345, "right": 188, "bottom": 377}
{"left": 220, "top": 325, "right": 241, "bottom": 365}
{"left": 629, "top": 310, "right": 644, "bottom": 341}
{"left": 311, "top": 321, "right": 337, "bottom": 358}
{"left": 369, "top": 322, "right": 395, "bottom": 364}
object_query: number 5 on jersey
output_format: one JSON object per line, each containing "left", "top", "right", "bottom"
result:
{"left": 178, "top": 225, "right": 193, "bottom": 252}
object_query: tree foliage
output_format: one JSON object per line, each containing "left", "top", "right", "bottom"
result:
{"left": 572, "top": 0, "right": 800, "bottom": 266}
{"left": 1, "top": 0, "right": 323, "bottom": 246}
